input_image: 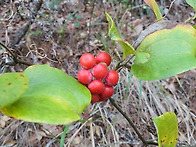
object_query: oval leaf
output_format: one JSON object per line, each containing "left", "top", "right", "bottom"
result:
{"left": 0, "top": 73, "right": 29, "bottom": 108}
{"left": 144, "top": 0, "right": 162, "bottom": 20}
{"left": 1, "top": 65, "right": 91, "bottom": 124}
{"left": 153, "top": 112, "right": 178, "bottom": 147}
{"left": 132, "top": 24, "right": 196, "bottom": 80}
{"left": 105, "top": 12, "right": 136, "bottom": 59}
{"left": 105, "top": 12, "right": 121, "bottom": 39}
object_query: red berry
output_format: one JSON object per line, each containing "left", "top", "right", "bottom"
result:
{"left": 99, "top": 86, "right": 114, "bottom": 101}
{"left": 88, "top": 80, "right": 105, "bottom": 94}
{"left": 92, "top": 64, "right": 108, "bottom": 80}
{"left": 105, "top": 70, "right": 119, "bottom": 86}
{"left": 77, "top": 69, "right": 92, "bottom": 84}
{"left": 91, "top": 94, "right": 100, "bottom": 103}
{"left": 80, "top": 53, "right": 96, "bottom": 69}
{"left": 96, "top": 52, "right": 111, "bottom": 66}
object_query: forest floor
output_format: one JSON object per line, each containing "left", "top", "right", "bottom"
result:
{"left": 0, "top": 0, "right": 195, "bottom": 147}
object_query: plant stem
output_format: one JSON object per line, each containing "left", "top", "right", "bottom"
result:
{"left": 115, "top": 55, "right": 134, "bottom": 71}
{"left": 60, "top": 124, "right": 71, "bottom": 147}
{"left": 109, "top": 98, "right": 158, "bottom": 146}
{"left": 0, "top": 41, "right": 17, "bottom": 62}
{"left": 0, "top": 41, "right": 32, "bottom": 66}
{"left": 146, "top": 141, "right": 159, "bottom": 146}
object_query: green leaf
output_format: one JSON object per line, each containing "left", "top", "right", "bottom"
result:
{"left": 116, "top": 39, "right": 136, "bottom": 59}
{"left": 74, "top": 21, "right": 80, "bottom": 28}
{"left": 0, "top": 73, "right": 29, "bottom": 108}
{"left": 153, "top": 112, "right": 178, "bottom": 147}
{"left": 185, "top": 0, "right": 196, "bottom": 22}
{"left": 132, "top": 24, "right": 196, "bottom": 81}
{"left": 105, "top": 12, "right": 121, "bottom": 39}
{"left": 144, "top": 0, "right": 163, "bottom": 20}
{"left": 31, "top": 30, "right": 43, "bottom": 35}
{"left": 105, "top": 12, "right": 136, "bottom": 59}
{"left": 186, "top": 0, "right": 196, "bottom": 8}
{"left": 1, "top": 65, "right": 91, "bottom": 124}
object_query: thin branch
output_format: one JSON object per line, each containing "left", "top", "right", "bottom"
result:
{"left": 155, "top": 0, "right": 177, "bottom": 22}
{"left": 0, "top": 41, "right": 17, "bottom": 61}
{"left": 109, "top": 98, "right": 158, "bottom": 146}
{"left": 0, "top": 41, "right": 32, "bottom": 66}
{"left": 115, "top": 55, "right": 134, "bottom": 71}
{"left": 146, "top": 141, "right": 159, "bottom": 146}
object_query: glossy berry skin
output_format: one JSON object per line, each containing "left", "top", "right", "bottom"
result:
{"left": 96, "top": 52, "right": 111, "bottom": 66}
{"left": 80, "top": 53, "right": 96, "bottom": 69}
{"left": 105, "top": 70, "right": 119, "bottom": 86}
{"left": 88, "top": 80, "right": 105, "bottom": 94}
{"left": 91, "top": 94, "right": 100, "bottom": 103}
{"left": 77, "top": 69, "right": 92, "bottom": 85}
{"left": 99, "top": 86, "right": 114, "bottom": 101}
{"left": 92, "top": 64, "right": 108, "bottom": 80}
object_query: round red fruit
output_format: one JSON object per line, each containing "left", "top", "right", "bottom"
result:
{"left": 77, "top": 69, "right": 92, "bottom": 84}
{"left": 92, "top": 64, "right": 108, "bottom": 80}
{"left": 91, "top": 94, "right": 100, "bottom": 103}
{"left": 105, "top": 70, "right": 119, "bottom": 86}
{"left": 96, "top": 52, "right": 111, "bottom": 66}
{"left": 99, "top": 86, "right": 114, "bottom": 101}
{"left": 80, "top": 53, "right": 96, "bottom": 69}
{"left": 88, "top": 80, "right": 105, "bottom": 94}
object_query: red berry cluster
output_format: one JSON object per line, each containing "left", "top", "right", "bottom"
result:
{"left": 77, "top": 52, "right": 119, "bottom": 103}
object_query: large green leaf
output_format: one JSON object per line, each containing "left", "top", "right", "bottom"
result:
{"left": 144, "top": 0, "right": 163, "bottom": 20}
{"left": 153, "top": 112, "right": 178, "bottom": 147}
{"left": 0, "top": 73, "right": 29, "bottom": 108}
{"left": 132, "top": 24, "right": 196, "bottom": 80}
{"left": 105, "top": 13, "right": 136, "bottom": 59}
{"left": 186, "top": 0, "right": 196, "bottom": 22}
{"left": 1, "top": 65, "right": 91, "bottom": 124}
